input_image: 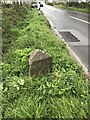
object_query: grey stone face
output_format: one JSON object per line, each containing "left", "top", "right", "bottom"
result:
{"left": 29, "top": 49, "right": 52, "bottom": 77}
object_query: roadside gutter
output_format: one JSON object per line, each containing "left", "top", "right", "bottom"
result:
{"left": 47, "top": 18, "right": 90, "bottom": 82}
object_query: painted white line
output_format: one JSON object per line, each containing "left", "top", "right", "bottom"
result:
{"left": 43, "top": 14, "right": 89, "bottom": 76}
{"left": 70, "top": 16, "right": 90, "bottom": 24}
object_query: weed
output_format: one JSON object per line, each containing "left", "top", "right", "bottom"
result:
{"left": 2, "top": 4, "right": 89, "bottom": 118}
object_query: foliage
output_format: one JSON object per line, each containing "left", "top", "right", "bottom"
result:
{"left": 2, "top": 48, "right": 32, "bottom": 78}
{"left": 2, "top": 3, "right": 29, "bottom": 53}
{"left": 66, "top": 2, "right": 89, "bottom": 8}
{"left": 47, "top": 2, "right": 54, "bottom": 6}
{"left": 2, "top": 3, "right": 89, "bottom": 118}
{"left": 55, "top": 2, "right": 90, "bottom": 13}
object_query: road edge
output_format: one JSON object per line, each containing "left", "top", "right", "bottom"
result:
{"left": 47, "top": 18, "right": 90, "bottom": 80}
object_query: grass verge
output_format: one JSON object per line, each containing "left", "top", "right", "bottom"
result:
{"left": 2, "top": 4, "right": 89, "bottom": 118}
{"left": 55, "top": 4, "right": 90, "bottom": 13}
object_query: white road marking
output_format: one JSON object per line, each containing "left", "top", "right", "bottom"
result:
{"left": 70, "top": 16, "right": 90, "bottom": 24}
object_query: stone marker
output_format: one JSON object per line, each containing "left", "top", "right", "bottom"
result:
{"left": 29, "top": 49, "right": 52, "bottom": 77}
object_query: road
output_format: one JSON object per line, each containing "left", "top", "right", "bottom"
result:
{"left": 41, "top": 4, "right": 90, "bottom": 73}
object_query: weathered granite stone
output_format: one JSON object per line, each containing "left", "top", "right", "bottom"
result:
{"left": 29, "top": 49, "right": 52, "bottom": 77}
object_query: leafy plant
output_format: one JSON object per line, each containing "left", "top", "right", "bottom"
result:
{"left": 2, "top": 4, "right": 89, "bottom": 118}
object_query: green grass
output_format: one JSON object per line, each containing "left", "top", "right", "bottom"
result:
{"left": 0, "top": 82, "right": 2, "bottom": 120}
{"left": 2, "top": 4, "right": 89, "bottom": 118}
{"left": 55, "top": 4, "right": 90, "bottom": 13}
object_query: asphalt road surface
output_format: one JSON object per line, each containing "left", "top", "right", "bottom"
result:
{"left": 41, "top": 4, "right": 90, "bottom": 73}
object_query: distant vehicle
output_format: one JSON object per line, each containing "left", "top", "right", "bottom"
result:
{"left": 38, "top": 1, "right": 44, "bottom": 7}
{"left": 31, "top": 2, "right": 37, "bottom": 8}
{"left": 40, "top": 3, "right": 43, "bottom": 7}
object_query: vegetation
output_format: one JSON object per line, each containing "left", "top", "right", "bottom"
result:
{"left": 2, "top": 3, "right": 89, "bottom": 118}
{"left": 47, "top": 2, "right": 54, "bottom": 6}
{"left": 54, "top": 2, "right": 90, "bottom": 13}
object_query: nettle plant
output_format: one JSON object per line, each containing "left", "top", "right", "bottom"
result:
{"left": 3, "top": 76, "right": 26, "bottom": 103}
{"left": 2, "top": 48, "right": 32, "bottom": 78}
